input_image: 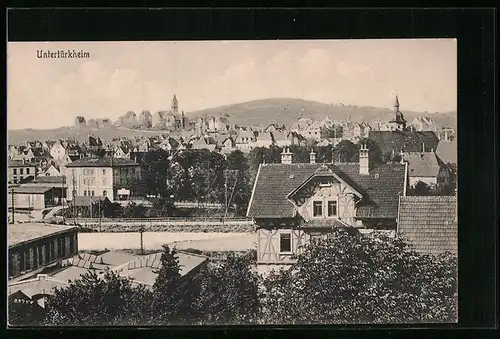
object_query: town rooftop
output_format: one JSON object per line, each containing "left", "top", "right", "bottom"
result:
{"left": 8, "top": 223, "right": 77, "bottom": 248}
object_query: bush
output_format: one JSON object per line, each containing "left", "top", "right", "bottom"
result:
{"left": 260, "top": 228, "right": 458, "bottom": 324}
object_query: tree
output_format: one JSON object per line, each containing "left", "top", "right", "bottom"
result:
{"left": 225, "top": 150, "right": 252, "bottom": 216}
{"left": 289, "top": 145, "right": 310, "bottom": 163}
{"left": 136, "top": 150, "right": 171, "bottom": 198}
{"left": 408, "top": 181, "right": 432, "bottom": 196}
{"left": 146, "top": 197, "right": 175, "bottom": 217}
{"left": 260, "top": 228, "right": 457, "bottom": 324}
{"left": 332, "top": 140, "right": 358, "bottom": 163}
{"left": 151, "top": 246, "right": 195, "bottom": 324}
{"left": 313, "top": 144, "right": 334, "bottom": 163}
{"left": 121, "top": 202, "right": 147, "bottom": 218}
{"left": 192, "top": 254, "right": 260, "bottom": 325}
{"left": 43, "top": 270, "right": 153, "bottom": 326}
{"left": 358, "top": 138, "right": 384, "bottom": 167}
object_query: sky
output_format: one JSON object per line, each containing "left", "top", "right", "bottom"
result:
{"left": 7, "top": 39, "right": 456, "bottom": 130}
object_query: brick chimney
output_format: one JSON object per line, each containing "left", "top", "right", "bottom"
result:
{"left": 281, "top": 147, "right": 293, "bottom": 164}
{"left": 359, "top": 144, "right": 369, "bottom": 175}
{"left": 309, "top": 150, "right": 316, "bottom": 164}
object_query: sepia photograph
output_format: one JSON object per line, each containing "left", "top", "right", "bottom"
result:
{"left": 7, "top": 39, "right": 457, "bottom": 326}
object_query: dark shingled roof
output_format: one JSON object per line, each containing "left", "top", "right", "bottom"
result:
{"left": 398, "top": 196, "right": 457, "bottom": 255}
{"left": 369, "top": 131, "right": 439, "bottom": 155}
{"left": 65, "top": 157, "right": 139, "bottom": 168}
{"left": 247, "top": 162, "right": 406, "bottom": 219}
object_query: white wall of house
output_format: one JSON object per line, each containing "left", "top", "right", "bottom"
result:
{"left": 50, "top": 144, "right": 66, "bottom": 161}
{"left": 66, "top": 167, "right": 115, "bottom": 201}
{"left": 297, "top": 182, "right": 358, "bottom": 225}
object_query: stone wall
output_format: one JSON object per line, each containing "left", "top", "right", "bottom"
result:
{"left": 75, "top": 222, "right": 256, "bottom": 233}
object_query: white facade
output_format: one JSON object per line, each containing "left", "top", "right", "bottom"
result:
{"left": 50, "top": 143, "right": 67, "bottom": 161}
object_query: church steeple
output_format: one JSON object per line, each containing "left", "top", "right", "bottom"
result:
{"left": 389, "top": 94, "right": 406, "bottom": 130}
{"left": 394, "top": 94, "right": 400, "bottom": 111}
{"left": 171, "top": 94, "right": 178, "bottom": 114}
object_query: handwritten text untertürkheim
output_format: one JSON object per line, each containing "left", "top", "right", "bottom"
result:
{"left": 36, "top": 50, "right": 91, "bottom": 59}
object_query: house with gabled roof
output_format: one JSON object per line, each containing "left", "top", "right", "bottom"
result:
{"left": 253, "top": 131, "right": 274, "bottom": 147}
{"left": 397, "top": 196, "right": 457, "bottom": 256}
{"left": 235, "top": 130, "right": 256, "bottom": 152}
{"left": 114, "top": 145, "right": 131, "bottom": 159}
{"left": 247, "top": 145, "right": 408, "bottom": 275}
{"left": 401, "top": 151, "right": 451, "bottom": 190}
{"left": 41, "top": 164, "right": 62, "bottom": 177}
{"left": 8, "top": 145, "right": 19, "bottom": 160}
{"left": 272, "top": 131, "right": 292, "bottom": 148}
{"left": 291, "top": 117, "right": 313, "bottom": 132}
{"left": 301, "top": 120, "right": 322, "bottom": 140}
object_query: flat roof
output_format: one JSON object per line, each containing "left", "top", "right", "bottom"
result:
{"left": 8, "top": 223, "right": 77, "bottom": 248}
{"left": 10, "top": 186, "right": 53, "bottom": 194}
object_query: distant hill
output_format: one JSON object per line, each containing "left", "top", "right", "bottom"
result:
{"left": 7, "top": 126, "right": 165, "bottom": 145}
{"left": 8, "top": 98, "right": 456, "bottom": 144}
{"left": 185, "top": 98, "right": 456, "bottom": 129}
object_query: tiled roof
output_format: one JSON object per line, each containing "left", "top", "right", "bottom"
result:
{"left": 8, "top": 160, "right": 37, "bottom": 168}
{"left": 403, "top": 152, "right": 441, "bottom": 178}
{"left": 435, "top": 140, "right": 457, "bottom": 165}
{"left": 8, "top": 223, "right": 77, "bottom": 248}
{"left": 65, "top": 157, "right": 139, "bottom": 168}
{"left": 247, "top": 162, "right": 406, "bottom": 219}
{"left": 398, "top": 196, "right": 457, "bottom": 255}
{"left": 369, "top": 131, "right": 440, "bottom": 154}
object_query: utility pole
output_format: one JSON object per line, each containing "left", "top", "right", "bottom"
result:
{"left": 140, "top": 226, "right": 144, "bottom": 255}
{"left": 98, "top": 198, "right": 101, "bottom": 232}
{"left": 224, "top": 172, "right": 228, "bottom": 223}
{"left": 11, "top": 188, "right": 15, "bottom": 224}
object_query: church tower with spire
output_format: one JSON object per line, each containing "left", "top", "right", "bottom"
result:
{"left": 394, "top": 94, "right": 400, "bottom": 113}
{"left": 389, "top": 94, "right": 407, "bottom": 131}
{"left": 171, "top": 94, "right": 179, "bottom": 114}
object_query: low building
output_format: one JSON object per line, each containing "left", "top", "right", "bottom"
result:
{"left": 8, "top": 223, "right": 79, "bottom": 281}
{"left": 402, "top": 151, "right": 450, "bottom": 188}
{"left": 8, "top": 160, "right": 38, "bottom": 184}
{"left": 65, "top": 157, "right": 141, "bottom": 202}
{"left": 397, "top": 196, "right": 457, "bottom": 255}
{"left": 8, "top": 186, "right": 59, "bottom": 211}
